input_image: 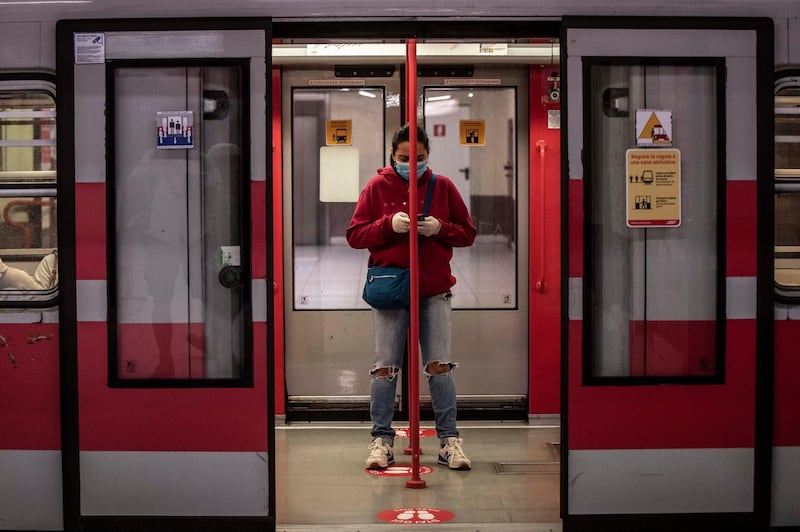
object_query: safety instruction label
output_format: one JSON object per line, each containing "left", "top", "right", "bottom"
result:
{"left": 325, "top": 119, "right": 352, "bottom": 145}
{"left": 636, "top": 109, "right": 673, "bottom": 147}
{"left": 625, "top": 148, "right": 681, "bottom": 228}
{"left": 459, "top": 119, "right": 485, "bottom": 146}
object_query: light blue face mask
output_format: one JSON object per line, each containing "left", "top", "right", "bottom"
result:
{"left": 394, "top": 160, "right": 428, "bottom": 180}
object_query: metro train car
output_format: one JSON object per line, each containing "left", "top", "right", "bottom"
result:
{"left": 0, "top": 1, "right": 799, "bottom": 531}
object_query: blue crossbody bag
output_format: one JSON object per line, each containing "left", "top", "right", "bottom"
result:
{"left": 362, "top": 173, "right": 437, "bottom": 309}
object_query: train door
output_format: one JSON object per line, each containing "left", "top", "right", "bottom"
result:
{"left": 56, "top": 20, "right": 272, "bottom": 530}
{"left": 417, "top": 69, "right": 529, "bottom": 413}
{"left": 279, "top": 64, "right": 401, "bottom": 417}
{"left": 562, "top": 18, "right": 774, "bottom": 532}
{"left": 278, "top": 45, "right": 532, "bottom": 420}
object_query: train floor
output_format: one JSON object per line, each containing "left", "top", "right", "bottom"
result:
{"left": 275, "top": 420, "right": 562, "bottom": 531}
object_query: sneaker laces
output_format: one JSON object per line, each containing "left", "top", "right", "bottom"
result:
{"left": 448, "top": 437, "right": 467, "bottom": 461}
{"left": 369, "top": 438, "right": 389, "bottom": 456}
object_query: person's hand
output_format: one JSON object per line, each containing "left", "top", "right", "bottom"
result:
{"left": 392, "top": 212, "right": 411, "bottom": 233}
{"left": 417, "top": 216, "right": 441, "bottom": 237}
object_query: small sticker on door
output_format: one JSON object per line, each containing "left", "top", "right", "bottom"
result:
{"left": 459, "top": 119, "right": 485, "bottom": 146}
{"left": 221, "top": 246, "right": 241, "bottom": 267}
{"left": 157, "top": 110, "right": 194, "bottom": 149}
{"left": 74, "top": 33, "right": 105, "bottom": 64}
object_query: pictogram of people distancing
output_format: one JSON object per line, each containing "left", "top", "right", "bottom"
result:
{"left": 377, "top": 507, "right": 455, "bottom": 524}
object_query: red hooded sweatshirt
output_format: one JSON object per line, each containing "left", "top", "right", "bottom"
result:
{"left": 346, "top": 166, "right": 476, "bottom": 298}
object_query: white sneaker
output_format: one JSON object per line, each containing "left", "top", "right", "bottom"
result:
{"left": 438, "top": 436, "right": 471, "bottom": 470}
{"left": 366, "top": 438, "right": 394, "bottom": 469}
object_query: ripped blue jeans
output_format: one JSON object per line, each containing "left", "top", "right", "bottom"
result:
{"left": 370, "top": 293, "right": 459, "bottom": 446}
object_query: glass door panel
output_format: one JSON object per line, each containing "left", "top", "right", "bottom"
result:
{"left": 291, "top": 87, "right": 384, "bottom": 310}
{"left": 112, "top": 65, "right": 248, "bottom": 381}
{"left": 586, "top": 61, "right": 721, "bottom": 379}
{"left": 423, "top": 86, "right": 517, "bottom": 309}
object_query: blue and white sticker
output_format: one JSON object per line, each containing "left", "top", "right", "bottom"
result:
{"left": 157, "top": 110, "right": 194, "bottom": 149}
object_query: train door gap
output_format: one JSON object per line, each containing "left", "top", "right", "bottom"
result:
{"left": 275, "top": 30, "right": 561, "bottom": 529}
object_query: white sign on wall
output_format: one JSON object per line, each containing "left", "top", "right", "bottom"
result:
{"left": 74, "top": 33, "right": 105, "bottom": 64}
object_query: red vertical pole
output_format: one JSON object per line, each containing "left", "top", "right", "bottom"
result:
{"left": 405, "top": 38, "right": 425, "bottom": 489}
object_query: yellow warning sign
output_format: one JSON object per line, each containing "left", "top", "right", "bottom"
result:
{"left": 459, "top": 119, "right": 485, "bottom": 146}
{"left": 635, "top": 109, "right": 672, "bottom": 146}
{"left": 626, "top": 148, "right": 681, "bottom": 228}
{"left": 325, "top": 119, "right": 352, "bottom": 145}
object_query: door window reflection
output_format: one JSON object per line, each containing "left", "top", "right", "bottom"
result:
{"left": 586, "top": 61, "right": 721, "bottom": 379}
{"left": 290, "top": 85, "right": 518, "bottom": 310}
{"left": 291, "top": 87, "right": 383, "bottom": 310}
{"left": 111, "top": 65, "right": 249, "bottom": 382}
{"left": 424, "top": 87, "right": 517, "bottom": 309}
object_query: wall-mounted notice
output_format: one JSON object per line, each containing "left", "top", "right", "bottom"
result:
{"left": 626, "top": 148, "right": 681, "bottom": 228}
{"left": 74, "top": 33, "right": 105, "bottom": 64}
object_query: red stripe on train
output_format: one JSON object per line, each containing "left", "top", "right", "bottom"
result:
{"left": 775, "top": 320, "right": 800, "bottom": 446}
{"left": 629, "top": 320, "right": 717, "bottom": 376}
{"left": 0, "top": 324, "right": 60, "bottom": 450}
{"left": 569, "top": 180, "right": 756, "bottom": 278}
{"left": 116, "top": 323, "right": 206, "bottom": 379}
{"left": 77, "top": 181, "right": 266, "bottom": 280}
{"left": 726, "top": 181, "right": 757, "bottom": 276}
{"left": 569, "top": 319, "right": 755, "bottom": 449}
{"left": 78, "top": 321, "right": 268, "bottom": 452}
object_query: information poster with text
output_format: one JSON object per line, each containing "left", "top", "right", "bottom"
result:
{"left": 625, "top": 148, "right": 681, "bottom": 227}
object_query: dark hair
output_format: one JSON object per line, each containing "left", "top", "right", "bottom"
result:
{"left": 391, "top": 123, "right": 430, "bottom": 153}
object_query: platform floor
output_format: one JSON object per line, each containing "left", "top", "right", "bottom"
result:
{"left": 275, "top": 422, "right": 562, "bottom": 531}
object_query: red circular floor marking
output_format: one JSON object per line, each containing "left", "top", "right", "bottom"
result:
{"left": 365, "top": 464, "right": 434, "bottom": 477}
{"left": 394, "top": 427, "right": 437, "bottom": 438}
{"left": 377, "top": 507, "right": 455, "bottom": 524}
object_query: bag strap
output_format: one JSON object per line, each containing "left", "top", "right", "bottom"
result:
{"left": 416, "top": 173, "right": 437, "bottom": 248}
{"left": 422, "top": 173, "right": 437, "bottom": 217}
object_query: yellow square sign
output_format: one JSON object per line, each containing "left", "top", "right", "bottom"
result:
{"left": 326, "top": 119, "right": 352, "bottom": 145}
{"left": 459, "top": 119, "right": 485, "bottom": 146}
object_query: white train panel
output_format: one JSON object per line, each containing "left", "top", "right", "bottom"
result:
{"left": 569, "top": 448, "right": 754, "bottom": 514}
{"left": 0, "top": 451, "right": 63, "bottom": 530}
{"left": 80, "top": 451, "right": 268, "bottom": 516}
